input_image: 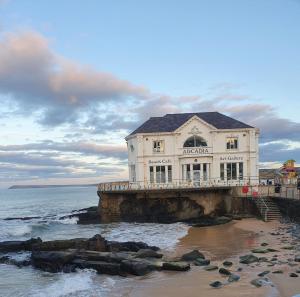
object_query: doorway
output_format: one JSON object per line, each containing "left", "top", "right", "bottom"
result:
{"left": 193, "top": 164, "right": 200, "bottom": 187}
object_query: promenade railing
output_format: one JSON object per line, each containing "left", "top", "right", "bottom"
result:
{"left": 98, "top": 177, "right": 262, "bottom": 192}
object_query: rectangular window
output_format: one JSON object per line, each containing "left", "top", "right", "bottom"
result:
{"left": 203, "top": 163, "right": 207, "bottom": 181}
{"left": 130, "top": 165, "right": 136, "bottom": 182}
{"left": 220, "top": 163, "right": 225, "bottom": 180}
{"left": 239, "top": 162, "right": 243, "bottom": 180}
{"left": 150, "top": 166, "right": 154, "bottom": 183}
{"left": 153, "top": 140, "right": 164, "bottom": 153}
{"left": 226, "top": 137, "right": 238, "bottom": 150}
{"left": 155, "top": 166, "right": 166, "bottom": 183}
{"left": 168, "top": 165, "right": 172, "bottom": 183}
{"left": 227, "top": 163, "right": 237, "bottom": 180}
{"left": 186, "top": 164, "right": 191, "bottom": 181}
{"left": 193, "top": 164, "right": 200, "bottom": 171}
{"left": 232, "top": 163, "right": 237, "bottom": 180}
{"left": 156, "top": 166, "right": 161, "bottom": 183}
{"left": 161, "top": 166, "right": 166, "bottom": 183}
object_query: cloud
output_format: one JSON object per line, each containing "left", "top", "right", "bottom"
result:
{"left": 0, "top": 140, "right": 127, "bottom": 160}
{"left": 0, "top": 31, "right": 149, "bottom": 126}
{"left": 0, "top": 140, "right": 128, "bottom": 184}
{"left": 0, "top": 150, "right": 127, "bottom": 182}
{"left": 259, "top": 142, "right": 300, "bottom": 163}
{"left": 1, "top": 29, "right": 300, "bottom": 187}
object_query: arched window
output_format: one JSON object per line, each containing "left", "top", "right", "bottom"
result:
{"left": 183, "top": 136, "right": 207, "bottom": 147}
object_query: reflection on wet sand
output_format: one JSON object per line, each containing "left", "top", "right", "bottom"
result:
{"left": 174, "top": 221, "right": 258, "bottom": 260}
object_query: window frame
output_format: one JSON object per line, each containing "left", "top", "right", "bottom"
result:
{"left": 153, "top": 140, "right": 165, "bottom": 153}
{"left": 226, "top": 137, "right": 238, "bottom": 150}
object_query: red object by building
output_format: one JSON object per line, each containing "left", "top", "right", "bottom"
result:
{"left": 242, "top": 185, "right": 249, "bottom": 194}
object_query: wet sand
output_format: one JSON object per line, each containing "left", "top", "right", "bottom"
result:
{"left": 128, "top": 219, "right": 300, "bottom": 297}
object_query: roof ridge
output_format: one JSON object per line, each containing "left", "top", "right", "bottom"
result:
{"left": 127, "top": 111, "right": 254, "bottom": 137}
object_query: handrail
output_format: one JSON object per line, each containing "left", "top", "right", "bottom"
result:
{"left": 260, "top": 197, "right": 270, "bottom": 222}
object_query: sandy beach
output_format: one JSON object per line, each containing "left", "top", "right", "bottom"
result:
{"left": 128, "top": 219, "right": 300, "bottom": 297}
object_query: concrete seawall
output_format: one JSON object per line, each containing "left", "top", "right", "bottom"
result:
{"left": 272, "top": 197, "right": 300, "bottom": 222}
{"left": 97, "top": 187, "right": 259, "bottom": 223}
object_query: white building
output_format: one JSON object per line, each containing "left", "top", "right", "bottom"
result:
{"left": 125, "top": 112, "right": 259, "bottom": 188}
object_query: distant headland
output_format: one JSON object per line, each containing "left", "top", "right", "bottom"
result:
{"left": 8, "top": 184, "right": 97, "bottom": 190}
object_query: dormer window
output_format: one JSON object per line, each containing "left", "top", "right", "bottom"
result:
{"left": 226, "top": 137, "right": 238, "bottom": 150}
{"left": 153, "top": 140, "right": 164, "bottom": 153}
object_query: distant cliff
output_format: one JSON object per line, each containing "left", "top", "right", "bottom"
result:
{"left": 9, "top": 184, "right": 97, "bottom": 190}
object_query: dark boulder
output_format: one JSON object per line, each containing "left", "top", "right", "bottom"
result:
{"left": 121, "top": 259, "right": 154, "bottom": 276}
{"left": 223, "top": 261, "right": 233, "bottom": 267}
{"left": 219, "top": 267, "right": 231, "bottom": 276}
{"left": 32, "top": 235, "right": 107, "bottom": 252}
{"left": 76, "top": 250, "right": 134, "bottom": 263}
{"left": 228, "top": 274, "right": 240, "bottom": 282}
{"left": 162, "top": 261, "right": 190, "bottom": 271}
{"left": 72, "top": 259, "right": 122, "bottom": 275}
{"left": 60, "top": 207, "right": 101, "bottom": 224}
{"left": 191, "top": 216, "right": 232, "bottom": 227}
{"left": 258, "top": 271, "right": 270, "bottom": 277}
{"left": 194, "top": 258, "right": 210, "bottom": 266}
{"left": 250, "top": 278, "right": 265, "bottom": 288}
{"left": 204, "top": 265, "right": 218, "bottom": 271}
{"left": 181, "top": 250, "right": 205, "bottom": 261}
{"left": 239, "top": 254, "right": 259, "bottom": 264}
{"left": 0, "top": 238, "right": 42, "bottom": 252}
{"left": 134, "top": 249, "right": 163, "bottom": 259}
{"left": 31, "top": 250, "right": 77, "bottom": 272}
{"left": 107, "top": 241, "right": 159, "bottom": 252}
{"left": 210, "top": 281, "right": 223, "bottom": 288}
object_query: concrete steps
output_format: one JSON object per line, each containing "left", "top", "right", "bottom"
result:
{"left": 254, "top": 197, "right": 282, "bottom": 222}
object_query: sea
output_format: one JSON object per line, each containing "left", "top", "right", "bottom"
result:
{"left": 0, "top": 186, "right": 189, "bottom": 297}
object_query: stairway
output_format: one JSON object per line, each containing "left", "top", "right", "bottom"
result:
{"left": 254, "top": 197, "right": 282, "bottom": 222}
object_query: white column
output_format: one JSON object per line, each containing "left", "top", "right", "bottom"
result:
{"left": 200, "top": 163, "right": 203, "bottom": 184}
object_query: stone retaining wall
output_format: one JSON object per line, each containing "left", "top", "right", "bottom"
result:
{"left": 97, "top": 189, "right": 258, "bottom": 223}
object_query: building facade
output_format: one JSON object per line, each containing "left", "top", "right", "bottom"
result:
{"left": 125, "top": 112, "right": 259, "bottom": 188}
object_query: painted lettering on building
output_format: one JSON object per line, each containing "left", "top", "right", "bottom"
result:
{"left": 148, "top": 159, "right": 172, "bottom": 164}
{"left": 183, "top": 148, "right": 211, "bottom": 155}
{"left": 220, "top": 156, "right": 243, "bottom": 161}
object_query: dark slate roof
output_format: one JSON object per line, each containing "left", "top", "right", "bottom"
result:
{"left": 129, "top": 112, "right": 253, "bottom": 136}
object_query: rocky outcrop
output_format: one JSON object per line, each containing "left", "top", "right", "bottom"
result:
{"left": 60, "top": 207, "right": 101, "bottom": 224}
{"left": 32, "top": 235, "right": 108, "bottom": 251}
{"left": 0, "top": 238, "right": 42, "bottom": 252}
{"left": 188, "top": 216, "right": 232, "bottom": 227}
{"left": 0, "top": 235, "right": 194, "bottom": 277}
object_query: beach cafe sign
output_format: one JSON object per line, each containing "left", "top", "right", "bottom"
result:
{"left": 182, "top": 147, "right": 212, "bottom": 155}
{"left": 149, "top": 159, "right": 172, "bottom": 164}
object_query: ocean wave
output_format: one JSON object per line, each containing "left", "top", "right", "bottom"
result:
{"left": 104, "top": 222, "right": 190, "bottom": 250}
{"left": 54, "top": 216, "right": 79, "bottom": 225}
{"left": 29, "top": 269, "right": 115, "bottom": 297}
{"left": 1, "top": 224, "right": 32, "bottom": 239}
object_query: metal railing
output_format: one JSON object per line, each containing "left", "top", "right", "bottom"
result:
{"left": 272, "top": 185, "right": 300, "bottom": 200}
{"left": 98, "top": 176, "right": 262, "bottom": 192}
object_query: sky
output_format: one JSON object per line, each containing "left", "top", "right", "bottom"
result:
{"left": 0, "top": 0, "right": 300, "bottom": 188}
